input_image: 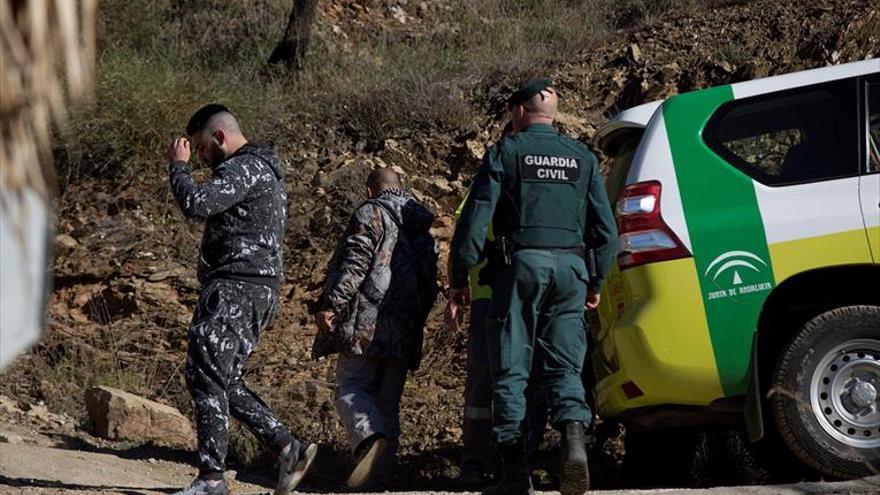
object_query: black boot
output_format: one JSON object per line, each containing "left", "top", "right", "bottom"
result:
{"left": 482, "top": 438, "right": 534, "bottom": 495}
{"left": 559, "top": 421, "right": 590, "bottom": 495}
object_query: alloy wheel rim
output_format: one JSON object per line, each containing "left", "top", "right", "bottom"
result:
{"left": 809, "top": 339, "right": 880, "bottom": 449}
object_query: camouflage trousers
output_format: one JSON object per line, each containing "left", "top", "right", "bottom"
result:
{"left": 185, "top": 278, "right": 294, "bottom": 479}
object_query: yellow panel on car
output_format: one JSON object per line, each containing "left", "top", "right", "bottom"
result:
{"left": 596, "top": 258, "right": 725, "bottom": 417}
{"left": 769, "top": 228, "right": 874, "bottom": 283}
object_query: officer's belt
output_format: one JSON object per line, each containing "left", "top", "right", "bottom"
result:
{"left": 515, "top": 245, "right": 586, "bottom": 257}
{"left": 494, "top": 240, "right": 586, "bottom": 258}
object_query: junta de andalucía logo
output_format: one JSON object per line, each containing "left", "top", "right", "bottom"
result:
{"left": 704, "top": 250, "right": 773, "bottom": 301}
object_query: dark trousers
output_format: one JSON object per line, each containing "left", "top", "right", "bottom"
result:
{"left": 525, "top": 328, "right": 597, "bottom": 464}
{"left": 185, "top": 279, "right": 294, "bottom": 478}
{"left": 335, "top": 354, "right": 408, "bottom": 482}
{"left": 464, "top": 299, "right": 557, "bottom": 470}
{"left": 463, "top": 299, "right": 493, "bottom": 464}
{"left": 488, "top": 250, "right": 591, "bottom": 444}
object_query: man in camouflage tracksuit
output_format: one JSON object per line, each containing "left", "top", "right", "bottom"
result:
{"left": 167, "top": 104, "right": 316, "bottom": 495}
{"left": 313, "top": 168, "right": 438, "bottom": 490}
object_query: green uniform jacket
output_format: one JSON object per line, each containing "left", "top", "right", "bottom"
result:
{"left": 449, "top": 123, "right": 618, "bottom": 292}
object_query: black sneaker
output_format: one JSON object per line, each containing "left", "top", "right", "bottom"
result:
{"left": 276, "top": 439, "right": 318, "bottom": 495}
{"left": 347, "top": 433, "right": 388, "bottom": 488}
{"left": 172, "top": 478, "right": 229, "bottom": 495}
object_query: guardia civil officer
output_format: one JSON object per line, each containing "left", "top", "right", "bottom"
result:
{"left": 167, "top": 104, "right": 317, "bottom": 495}
{"left": 447, "top": 80, "right": 618, "bottom": 495}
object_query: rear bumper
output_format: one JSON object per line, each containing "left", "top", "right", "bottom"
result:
{"left": 612, "top": 398, "right": 745, "bottom": 432}
{"left": 595, "top": 258, "right": 727, "bottom": 418}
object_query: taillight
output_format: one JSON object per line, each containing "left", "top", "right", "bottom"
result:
{"left": 616, "top": 181, "right": 691, "bottom": 270}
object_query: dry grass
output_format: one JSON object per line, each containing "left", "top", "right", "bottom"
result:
{"left": 53, "top": 0, "right": 709, "bottom": 185}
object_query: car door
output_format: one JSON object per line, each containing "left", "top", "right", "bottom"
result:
{"left": 862, "top": 77, "right": 880, "bottom": 262}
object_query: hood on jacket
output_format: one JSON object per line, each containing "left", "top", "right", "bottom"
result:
{"left": 371, "top": 189, "right": 434, "bottom": 232}
{"left": 233, "top": 142, "right": 283, "bottom": 179}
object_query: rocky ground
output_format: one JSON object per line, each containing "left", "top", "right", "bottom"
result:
{"left": 1, "top": 0, "right": 879, "bottom": 492}
{"left": 2, "top": 440, "right": 878, "bottom": 494}
{"left": 1, "top": 397, "right": 876, "bottom": 494}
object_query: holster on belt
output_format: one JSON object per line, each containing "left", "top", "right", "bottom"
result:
{"left": 585, "top": 227, "right": 600, "bottom": 279}
{"left": 587, "top": 248, "right": 598, "bottom": 279}
{"left": 478, "top": 237, "right": 512, "bottom": 286}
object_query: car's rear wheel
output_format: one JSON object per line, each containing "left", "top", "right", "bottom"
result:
{"left": 771, "top": 305, "right": 880, "bottom": 478}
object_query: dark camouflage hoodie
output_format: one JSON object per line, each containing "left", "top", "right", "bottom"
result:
{"left": 315, "top": 189, "right": 436, "bottom": 369}
{"left": 169, "top": 143, "right": 286, "bottom": 290}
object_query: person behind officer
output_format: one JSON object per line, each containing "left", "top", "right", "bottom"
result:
{"left": 167, "top": 104, "right": 317, "bottom": 495}
{"left": 313, "top": 168, "right": 438, "bottom": 490}
{"left": 449, "top": 123, "right": 512, "bottom": 487}
{"left": 447, "top": 80, "right": 618, "bottom": 495}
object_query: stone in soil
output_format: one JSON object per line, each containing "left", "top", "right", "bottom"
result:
{"left": 85, "top": 386, "right": 195, "bottom": 448}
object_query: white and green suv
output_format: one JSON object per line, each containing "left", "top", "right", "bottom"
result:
{"left": 594, "top": 58, "right": 879, "bottom": 478}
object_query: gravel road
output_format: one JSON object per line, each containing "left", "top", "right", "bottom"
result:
{"left": 1, "top": 443, "right": 878, "bottom": 495}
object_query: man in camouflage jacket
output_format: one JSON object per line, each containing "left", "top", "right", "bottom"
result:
{"left": 314, "top": 168, "right": 437, "bottom": 489}
{"left": 167, "top": 104, "right": 316, "bottom": 495}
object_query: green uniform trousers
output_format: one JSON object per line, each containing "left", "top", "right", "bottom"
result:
{"left": 487, "top": 249, "right": 591, "bottom": 444}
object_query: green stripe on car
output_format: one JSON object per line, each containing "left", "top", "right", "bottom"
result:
{"left": 664, "top": 86, "right": 777, "bottom": 396}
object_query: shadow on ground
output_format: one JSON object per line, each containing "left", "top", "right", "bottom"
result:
{"left": 40, "top": 426, "right": 821, "bottom": 494}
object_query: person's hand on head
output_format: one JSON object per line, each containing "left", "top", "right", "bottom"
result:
{"left": 167, "top": 137, "right": 191, "bottom": 164}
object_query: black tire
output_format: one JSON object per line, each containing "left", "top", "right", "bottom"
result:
{"left": 771, "top": 305, "right": 880, "bottom": 478}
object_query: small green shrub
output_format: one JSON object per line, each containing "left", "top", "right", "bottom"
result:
{"left": 715, "top": 41, "right": 749, "bottom": 66}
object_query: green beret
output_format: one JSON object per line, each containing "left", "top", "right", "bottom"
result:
{"left": 508, "top": 79, "right": 553, "bottom": 108}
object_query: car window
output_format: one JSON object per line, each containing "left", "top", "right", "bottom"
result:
{"left": 605, "top": 133, "right": 642, "bottom": 204}
{"left": 869, "top": 83, "right": 879, "bottom": 172}
{"left": 704, "top": 78, "right": 859, "bottom": 186}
